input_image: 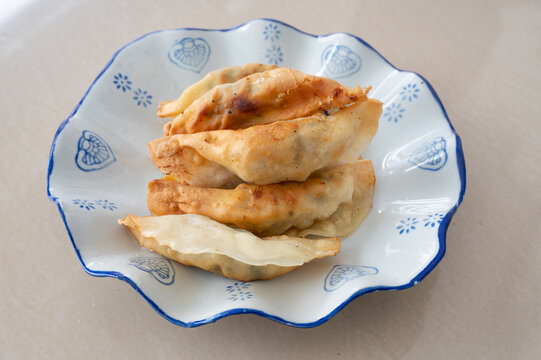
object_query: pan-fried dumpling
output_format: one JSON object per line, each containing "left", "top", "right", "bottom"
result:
{"left": 286, "top": 159, "right": 375, "bottom": 238}
{"left": 148, "top": 145, "right": 243, "bottom": 189}
{"left": 149, "top": 99, "right": 381, "bottom": 187}
{"left": 147, "top": 160, "right": 374, "bottom": 237}
{"left": 118, "top": 214, "right": 340, "bottom": 281}
{"left": 164, "top": 67, "right": 371, "bottom": 134}
{"left": 158, "top": 63, "right": 277, "bottom": 119}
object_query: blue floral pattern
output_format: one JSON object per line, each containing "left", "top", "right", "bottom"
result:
{"left": 265, "top": 45, "right": 283, "bottom": 65}
{"left": 263, "top": 23, "right": 281, "bottom": 41}
{"left": 383, "top": 102, "right": 405, "bottom": 123}
{"left": 75, "top": 130, "right": 116, "bottom": 171}
{"left": 133, "top": 88, "right": 152, "bottom": 108}
{"left": 396, "top": 217, "right": 418, "bottom": 235}
{"left": 168, "top": 37, "right": 211, "bottom": 73}
{"left": 94, "top": 199, "right": 118, "bottom": 211}
{"left": 226, "top": 282, "right": 253, "bottom": 301}
{"left": 321, "top": 44, "right": 362, "bottom": 78}
{"left": 423, "top": 213, "right": 444, "bottom": 228}
{"left": 73, "top": 199, "right": 95, "bottom": 211}
{"left": 112, "top": 73, "right": 132, "bottom": 92}
{"left": 409, "top": 137, "right": 448, "bottom": 171}
{"left": 400, "top": 83, "right": 420, "bottom": 102}
{"left": 384, "top": 81, "right": 423, "bottom": 125}
{"left": 111, "top": 74, "right": 153, "bottom": 109}
{"left": 324, "top": 265, "right": 378, "bottom": 291}
{"left": 263, "top": 22, "right": 284, "bottom": 65}
{"left": 72, "top": 199, "right": 118, "bottom": 212}
{"left": 129, "top": 257, "right": 175, "bottom": 285}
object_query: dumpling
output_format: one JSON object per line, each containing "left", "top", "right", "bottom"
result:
{"left": 149, "top": 99, "right": 381, "bottom": 187}
{"left": 147, "top": 160, "right": 374, "bottom": 237}
{"left": 158, "top": 63, "right": 277, "bottom": 119}
{"left": 164, "top": 67, "right": 371, "bottom": 134}
{"left": 118, "top": 214, "right": 340, "bottom": 281}
{"left": 286, "top": 159, "right": 375, "bottom": 238}
{"left": 148, "top": 145, "right": 243, "bottom": 189}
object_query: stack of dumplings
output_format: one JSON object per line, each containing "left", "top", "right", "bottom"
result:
{"left": 119, "top": 64, "right": 382, "bottom": 281}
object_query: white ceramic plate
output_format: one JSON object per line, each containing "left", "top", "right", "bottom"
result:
{"left": 47, "top": 19, "right": 466, "bottom": 327}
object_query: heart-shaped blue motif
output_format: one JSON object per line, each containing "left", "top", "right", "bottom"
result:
{"left": 321, "top": 45, "right": 362, "bottom": 78}
{"left": 75, "top": 130, "right": 116, "bottom": 172}
{"left": 168, "top": 37, "right": 211, "bottom": 73}
{"left": 129, "top": 257, "right": 175, "bottom": 285}
{"left": 409, "top": 137, "right": 448, "bottom": 171}
{"left": 324, "top": 265, "right": 378, "bottom": 292}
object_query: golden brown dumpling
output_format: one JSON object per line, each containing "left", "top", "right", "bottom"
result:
{"left": 149, "top": 99, "right": 381, "bottom": 188}
{"left": 158, "top": 63, "right": 277, "bottom": 119}
{"left": 164, "top": 67, "right": 370, "bottom": 134}
{"left": 118, "top": 214, "right": 340, "bottom": 281}
{"left": 286, "top": 159, "right": 375, "bottom": 238}
{"left": 147, "top": 160, "right": 374, "bottom": 237}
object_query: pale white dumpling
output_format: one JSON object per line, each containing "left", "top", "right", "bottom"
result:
{"left": 119, "top": 214, "right": 340, "bottom": 281}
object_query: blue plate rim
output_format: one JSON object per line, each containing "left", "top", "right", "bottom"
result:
{"left": 46, "top": 18, "right": 467, "bottom": 328}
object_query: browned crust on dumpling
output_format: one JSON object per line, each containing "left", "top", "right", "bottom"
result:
{"left": 158, "top": 63, "right": 278, "bottom": 119}
{"left": 147, "top": 141, "right": 242, "bottom": 189}
{"left": 286, "top": 159, "right": 376, "bottom": 238}
{"left": 147, "top": 162, "right": 371, "bottom": 236}
{"left": 148, "top": 99, "right": 381, "bottom": 187}
{"left": 166, "top": 67, "right": 370, "bottom": 134}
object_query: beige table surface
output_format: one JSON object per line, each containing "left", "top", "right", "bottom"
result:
{"left": 1, "top": 0, "right": 540, "bottom": 358}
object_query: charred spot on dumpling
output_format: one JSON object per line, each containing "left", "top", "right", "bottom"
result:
{"left": 332, "top": 87, "right": 343, "bottom": 98}
{"left": 230, "top": 96, "right": 258, "bottom": 114}
{"left": 252, "top": 186, "right": 264, "bottom": 200}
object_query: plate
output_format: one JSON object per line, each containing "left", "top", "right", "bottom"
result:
{"left": 47, "top": 19, "right": 466, "bottom": 327}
